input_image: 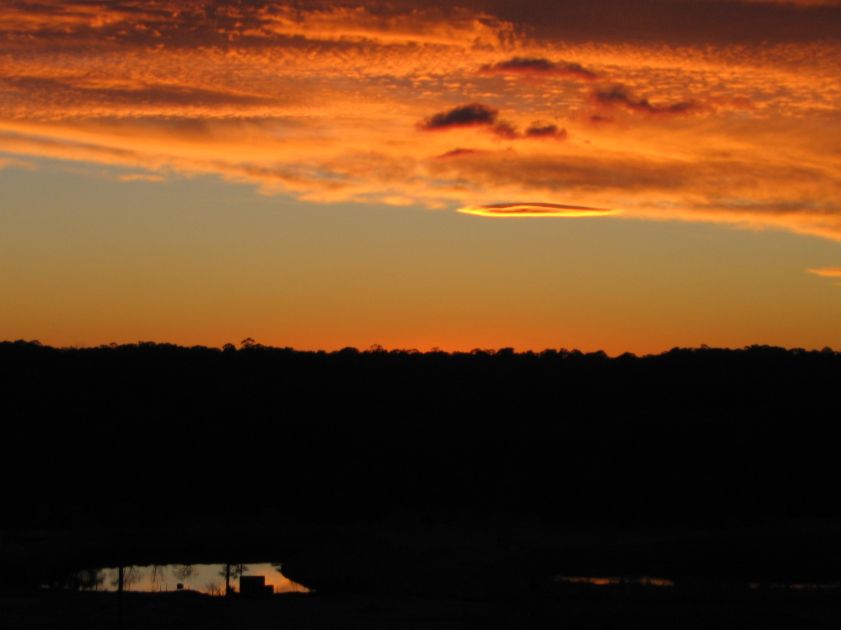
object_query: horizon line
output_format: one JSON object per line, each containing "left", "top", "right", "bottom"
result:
{"left": 2, "top": 339, "right": 837, "bottom": 359}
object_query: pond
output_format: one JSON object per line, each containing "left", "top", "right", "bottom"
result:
{"left": 553, "top": 575, "right": 674, "bottom": 587}
{"left": 65, "top": 562, "right": 311, "bottom": 595}
{"left": 554, "top": 576, "right": 841, "bottom": 591}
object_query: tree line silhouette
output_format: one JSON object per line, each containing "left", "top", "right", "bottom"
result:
{"left": 2, "top": 340, "right": 841, "bottom": 532}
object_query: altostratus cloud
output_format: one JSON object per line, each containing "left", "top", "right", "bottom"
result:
{"left": 458, "top": 203, "right": 618, "bottom": 218}
{"left": 0, "top": 0, "right": 840, "bottom": 242}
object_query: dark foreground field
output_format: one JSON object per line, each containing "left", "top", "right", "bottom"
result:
{"left": 4, "top": 341, "right": 841, "bottom": 627}
{"left": 6, "top": 586, "right": 841, "bottom": 630}
{"left": 6, "top": 516, "right": 841, "bottom": 628}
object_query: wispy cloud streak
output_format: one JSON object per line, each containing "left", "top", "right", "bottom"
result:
{"left": 807, "top": 267, "right": 841, "bottom": 278}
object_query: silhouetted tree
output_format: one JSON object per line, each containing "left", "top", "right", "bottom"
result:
{"left": 149, "top": 565, "right": 167, "bottom": 590}
{"left": 113, "top": 566, "right": 140, "bottom": 592}
{"left": 220, "top": 563, "right": 247, "bottom": 596}
{"left": 67, "top": 569, "right": 104, "bottom": 591}
{"left": 172, "top": 565, "right": 195, "bottom": 585}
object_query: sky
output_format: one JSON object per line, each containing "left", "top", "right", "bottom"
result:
{"left": 2, "top": 0, "right": 841, "bottom": 354}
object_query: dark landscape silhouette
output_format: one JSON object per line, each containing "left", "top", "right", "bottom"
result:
{"left": 3, "top": 340, "right": 841, "bottom": 628}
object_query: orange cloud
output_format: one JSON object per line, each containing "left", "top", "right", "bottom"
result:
{"left": 0, "top": 156, "right": 35, "bottom": 170}
{"left": 807, "top": 267, "right": 841, "bottom": 278}
{"left": 0, "top": 1, "right": 516, "bottom": 51}
{"left": 0, "top": 0, "right": 839, "bottom": 242}
{"left": 256, "top": 5, "right": 515, "bottom": 47}
{"left": 117, "top": 173, "right": 165, "bottom": 183}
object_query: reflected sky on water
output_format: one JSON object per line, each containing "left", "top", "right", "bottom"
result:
{"left": 73, "top": 563, "right": 310, "bottom": 595}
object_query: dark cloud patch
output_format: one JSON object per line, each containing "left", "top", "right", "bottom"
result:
{"left": 492, "top": 121, "right": 520, "bottom": 139}
{"left": 592, "top": 85, "right": 702, "bottom": 116}
{"left": 490, "top": 121, "right": 568, "bottom": 140}
{"left": 480, "top": 56, "right": 597, "bottom": 80}
{"left": 525, "top": 123, "right": 568, "bottom": 140}
{"left": 465, "top": 0, "right": 841, "bottom": 44}
{"left": 419, "top": 103, "right": 498, "bottom": 131}
{"left": 436, "top": 148, "right": 483, "bottom": 159}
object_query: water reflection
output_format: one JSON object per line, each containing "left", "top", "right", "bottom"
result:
{"left": 70, "top": 563, "right": 310, "bottom": 595}
{"left": 558, "top": 576, "right": 841, "bottom": 590}
{"left": 748, "top": 581, "right": 841, "bottom": 591}
{"left": 554, "top": 575, "right": 675, "bottom": 587}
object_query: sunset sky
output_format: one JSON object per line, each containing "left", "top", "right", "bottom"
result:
{"left": 2, "top": 0, "right": 841, "bottom": 353}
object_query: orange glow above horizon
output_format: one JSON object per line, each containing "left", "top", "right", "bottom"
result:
{"left": 2, "top": 1, "right": 841, "bottom": 351}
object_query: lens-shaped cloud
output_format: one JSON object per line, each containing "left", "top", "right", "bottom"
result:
{"left": 458, "top": 203, "right": 618, "bottom": 218}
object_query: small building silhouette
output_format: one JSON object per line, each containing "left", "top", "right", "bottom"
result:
{"left": 240, "top": 575, "right": 274, "bottom": 597}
